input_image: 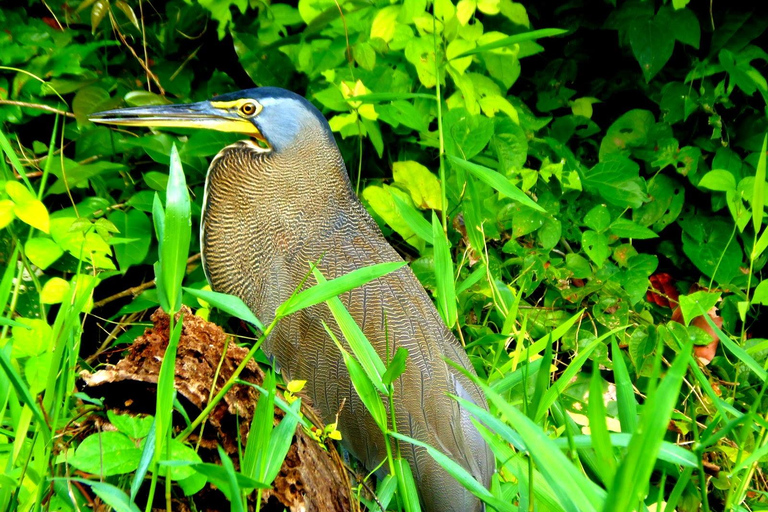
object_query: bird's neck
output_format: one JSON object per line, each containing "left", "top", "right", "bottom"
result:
{"left": 200, "top": 129, "right": 357, "bottom": 320}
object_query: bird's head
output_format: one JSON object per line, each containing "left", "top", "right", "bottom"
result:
{"left": 90, "top": 87, "right": 332, "bottom": 153}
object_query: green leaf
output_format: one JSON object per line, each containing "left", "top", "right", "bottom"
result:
{"left": 184, "top": 287, "right": 264, "bottom": 331}
{"left": 432, "top": 212, "right": 457, "bottom": 328}
{"left": 583, "top": 157, "right": 648, "bottom": 209}
{"left": 0, "top": 199, "right": 14, "bottom": 229}
{"left": 584, "top": 205, "right": 611, "bottom": 232}
{"left": 159, "top": 144, "right": 191, "bottom": 313}
{"left": 609, "top": 219, "right": 659, "bottom": 239}
{"left": 69, "top": 431, "right": 142, "bottom": 476}
{"left": 405, "top": 37, "right": 440, "bottom": 88}
{"left": 582, "top": 230, "right": 610, "bottom": 267}
{"left": 362, "top": 184, "right": 424, "bottom": 251}
{"left": 599, "top": 110, "right": 655, "bottom": 160}
{"left": 392, "top": 161, "right": 442, "bottom": 210}
{"left": 41, "top": 277, "right": 69, "bottom": 304}
{"left": 699, "top": 169, "right": 737, "bottom": 192}
{"left": 448, "top": 155, "right": 543, "bottom": 211}
{"left": 681, "top": 218, "right": 742, "bottom": 285}
{"left": 678, "top": 291, "right": 721, "bottom": 326}
{"left": 390, "top": 193, "right": 434, "bottom": 244}
{"left": 370, "top": 6, "right": 400, "bottom": 43}
{"left": 109, "top": 209, "right": 151, "bottom": 271}
{"left": 752, "top": 280, "right": 768, "bottom": 305}
{"left": 382, "top": 347, "right": 409, "bottom": 386}
{"left": 70, "top": 479, "right": 141, "bottom": 512}
{"left": 629, "top": 16, "right": 675, "bottom": 82}
{"left": 5, "top": 181, "right": 49, "bottom": 233}
{"left": 276, "top": 261, "right": 406, "bottom": 317}
{"left": 25, "top": 237, "right": 63, "bottom": 269}
{"left": 108, "top": 411, "right": 154, "bottom": 439}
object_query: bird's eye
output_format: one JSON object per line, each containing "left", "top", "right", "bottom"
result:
{"left": 240, "top": 102, "right": 257, "bottom": 116}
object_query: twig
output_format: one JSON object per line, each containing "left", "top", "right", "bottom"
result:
{"left": 0, "top": 100, "right": 75, "bottom": 118}
{"left": 109, "top": 10, "right": 165, "bottom": 95}
{"left": 92, "top": 253, "right": 201, "bottom": 308}
{"left": 85, "top": 311, "right": 143, "bottom": 364}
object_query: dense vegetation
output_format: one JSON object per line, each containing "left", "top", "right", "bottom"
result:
{"left": 1, "top": 0, "right": 768, "bottom": 510}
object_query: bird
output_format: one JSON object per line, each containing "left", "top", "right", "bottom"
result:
{"left": 91, "top": 87, "right": 493, "bottom": 511}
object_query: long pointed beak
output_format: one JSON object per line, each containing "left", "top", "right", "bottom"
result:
{"left": 89, "top": 101, "right": 261, "bottom": 136}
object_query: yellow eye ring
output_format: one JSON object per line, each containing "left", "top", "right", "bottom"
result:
{"left": 240, "top": 102, "right": 257, "bottom": 116}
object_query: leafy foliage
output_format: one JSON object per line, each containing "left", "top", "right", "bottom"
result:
{"left": 1, "top": 0, "right": 768, "bottom": 511}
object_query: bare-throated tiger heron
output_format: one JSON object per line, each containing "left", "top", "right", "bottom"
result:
{"left": 91, "top": 88, "right": 493, "bottom": 512}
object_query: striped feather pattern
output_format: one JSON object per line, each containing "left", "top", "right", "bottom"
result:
{"left": 201, "top": 127, "right": 492, "bottom": 512}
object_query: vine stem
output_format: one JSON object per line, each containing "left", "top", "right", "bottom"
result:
{"left": 433, "top": 16, "right": 448, "bottom": 234}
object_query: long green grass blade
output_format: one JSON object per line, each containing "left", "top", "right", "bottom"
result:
{"left": 70, "top": 479, "right": 141, "bottom": 512}
{"left": 390, "top": 432, "right": 517, "bottom": 512}
{"left": 243, "top": 372, "right": 275, "bottom": 479}
{"left": 432, "top": 211, "right": 457, "bottom": 328}
{"left": 313, "top": 269, "right": 388, "bottom": 393}
{"left": 263, "top": 399, "right": 301, "bottom": 483}
{"left": 611, "top": 337, "right": 638, "bottom": 433}
{"left": 535, "top": 335, "right": 605, "bottom": 421}
{"left": 324, "top": 322, "right": 387, "bottom": 429}
{"left": 448, "top": 155, "right": 544, "bottom": 212}
{"left": 277, "top": 261, "right": 406, "bottom": 317}
{"left": 393, "top": 457, "right": 422, "bottom": 512}
{"left": 603, "top": 341, "right": 691, "bottom": 512}
{"left": 154, "top": 315, "right": 183, "bottom": 459}
{"left": 448, "top": 360, "right": 606, "bottom": 511}
{"left": 752, "top": 134, "right": 767, "bottom": 233}
{"left": 184, "top": 287, "right": 264, "bottom": 330}
{"left": 391, "top": 193, "right": 433, "bottom": 243}
{"left": 452, "top": 28, "right": 568, "bottom": 58}
{"left": 588, "top": 360, "right": 616, "bottom": 487}
{"left": 552, "top": 434, "right": 697, "bottom": 468}
{"left": 0, "top": 127, "right": 34, "bottom": 191}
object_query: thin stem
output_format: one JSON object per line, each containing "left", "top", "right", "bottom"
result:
{"left": 432, "top": 16, "right": 448, "bottom": 234}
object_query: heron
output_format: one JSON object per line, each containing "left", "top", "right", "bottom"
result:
{"left": 91, "top": 87, "right": 493, "bottom": 511}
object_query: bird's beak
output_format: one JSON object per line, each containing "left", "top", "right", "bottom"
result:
{"left": 89, "top": 101, "right": 263, "bottom": 138}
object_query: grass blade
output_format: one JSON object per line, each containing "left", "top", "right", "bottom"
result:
{"left": 448, "top": 359, "right": 606, "bottom": 511}
{"left": 611, "top": 337, "right": 638, "bottom": 433}
{"left": 390, "top": 432, "right": 516, "bottom": 512}
{"left": 448, "top": 155, "right": 544, "bottom": 212}
{"left": 184, "top": 287, "right": 264, "bottom": 330}
{"left": 452, "top": 28, "right": 568, "bottom": 58}
{"left": 588, "top": 360, "right": 617, "bottom": 487}
{"left": 393, "top": 457, "right": 422, "bottom": 512}
{"left": 313, "top": 268, "right": 388, "bottom": 393}
{"left": 432, "top": 211, "right": 457, "bottom": 328}
{"left": 603, "top": 340, "right": 691, "bottom": 512}
{"left": 277, "top": 261, "right": 406, "bottom": 317}
{"left": 391, "top": 193, "right": 433, "bottom": 244}
{"left": 160, "top": 144, "right": 191, "bottom": 313}
{"left": 753, "top": 134, "right": 766, "bottom": 233}
{"left": 324, "top": 322, "right": 387, "bottom": 429}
